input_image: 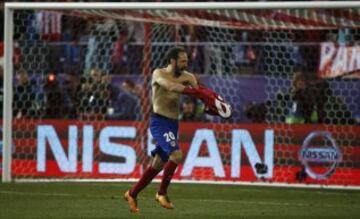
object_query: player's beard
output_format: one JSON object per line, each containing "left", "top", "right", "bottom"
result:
{"left": 175, "top": 63, "right": 185, "bottom": 77}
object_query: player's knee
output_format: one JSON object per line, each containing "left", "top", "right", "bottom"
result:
{"left": 152, "top": 155, "right": 164, "bottom": 171}
{"left": 169, "top": 150, "right": 183, "bottom": 164}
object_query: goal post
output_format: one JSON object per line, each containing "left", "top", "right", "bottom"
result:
{"left": 2, "top": 2, "right": 360, "bottom": 189}
{"left": 2, "top": 5, "right": 14, "bottom": 183}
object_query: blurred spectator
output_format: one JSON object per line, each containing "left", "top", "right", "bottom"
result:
{"left": 285, "top": 70, "right": 334, "bottom": 124}
{"left": 77, "top": 68, "right": 111, "bottom": 120}
{"left": 111, "top": 27, "right": 130, "bottom": 74}
{"left": 85, "top": 19, "right": 126, "bottom": 74}
{"left": 309, "top": 77, "right": 356, "bottom": 125}
{"left": 127, "top": 20, "right": 144, "bottom": 74}
{"left": 297, "top": 29, "right": 325, "bottom": 73}
{"left": 59, "top": 15, "right": 86, "bottom": 75}
{"left": 102, "top": 72, "right": 120, "bottom": 108}
{"left": 244, "top": 102, "right": 266, "bottom": 123}
{"left": 127, "top": 20, "right": 144, "bottom": 44}
{"left": 285, "top": 71, "right": 315, "bottom": 124}
{"left": 13, "top": 69, "right": 40, "bottom": 119}
{"left": 338, "top": 28, "right": 352, "bottom": 44}
{"left": 231, "top": 31, "right": 257, "bottom": 74}
{"left": 43, "top": 73, "right": 68, "bottom": 118}
{"left": 180, "top": 25, "right": 205, "bottom": 74}
{"left": 0, "top": 41, "right": 22, "bottom": 71}
{"left": 121, "top": 79, "right": 141, "bottom": 98}
{"left": 179, "top": 96, "right": 206, "bottom": 122}
{"left": 90, "top": 67, "right": 102, "bottom": 83}
{"left": 62, "top": 74, "right": 80, "bottom": 119}
{"left": 107, "top": 79, "right": 141, "bottom": 120}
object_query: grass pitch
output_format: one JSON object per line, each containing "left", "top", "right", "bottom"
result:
{"left": 0, "top": 182, "right": 359, "bottom": 219}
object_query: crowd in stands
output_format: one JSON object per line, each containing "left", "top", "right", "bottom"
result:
{"left": 0, "top": 1, "right": 358, "bottom": 124}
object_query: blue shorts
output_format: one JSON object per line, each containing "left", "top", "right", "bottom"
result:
{"left": 150, "top": 113, "right": 179, "bottom": 163}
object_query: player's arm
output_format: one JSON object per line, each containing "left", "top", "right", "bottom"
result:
{"left": 186, "top": 72, "right": 199, "bottom": 89}
{"left": 153, "top": 69, "right": 186, "bottom": 93}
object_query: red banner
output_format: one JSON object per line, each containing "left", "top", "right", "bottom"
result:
{"left": 319, "top": 42, "right": 360, "bottom": 78}
{"left": 2, "top": 120, "right": 360, "bottom": 186}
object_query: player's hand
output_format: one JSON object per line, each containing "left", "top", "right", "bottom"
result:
{"left": 183, "top": 85, "right": 232, "bottom": 119}
{"left": 202, "top": 92, "right": 232, "bottom": 119}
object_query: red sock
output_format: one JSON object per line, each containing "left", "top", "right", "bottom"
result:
{"left": 158, "top": 160, "right": 178, "bottom": 195}
{"left": 130, "top": 166, "right": 160, "bottom": 198}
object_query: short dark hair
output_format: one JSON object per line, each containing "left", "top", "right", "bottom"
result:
{"left": 165, "top": 46, "right": 186, "bottom": 64}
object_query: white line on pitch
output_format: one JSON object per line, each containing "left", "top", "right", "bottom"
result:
{"left": 0, "top": 190, "right": 77, "bottom": 197}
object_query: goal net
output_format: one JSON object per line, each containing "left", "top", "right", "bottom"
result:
{"left": 2, "top": 3, "right": 360, "bottom": 187}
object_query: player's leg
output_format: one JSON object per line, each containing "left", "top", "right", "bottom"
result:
{"left": 155, "top": 149, "right": 183, "bottom": 209}
{"left": 124, "top": 154, "right": 164, "bottom": 213}
{"left": 130, "top": 154, "right": 164, "bottom": 197}
{"left": 159, "top": 150, "right": 182, "bottom": 195}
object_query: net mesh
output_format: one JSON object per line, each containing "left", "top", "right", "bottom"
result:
{"left": 4, "top": 8, "right": 360, "bottom": 186}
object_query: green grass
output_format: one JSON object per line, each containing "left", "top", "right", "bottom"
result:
{"left": 0, "top": 182, "right": 359, "bottom": 219}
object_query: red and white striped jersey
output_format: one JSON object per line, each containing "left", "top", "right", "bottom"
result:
{"left": 35, "top": 11, "right": 62, "bottom": 41}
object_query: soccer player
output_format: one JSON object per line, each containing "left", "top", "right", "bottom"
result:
{"left": 124, "top": 46, "right": 231, "bottom": 213}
